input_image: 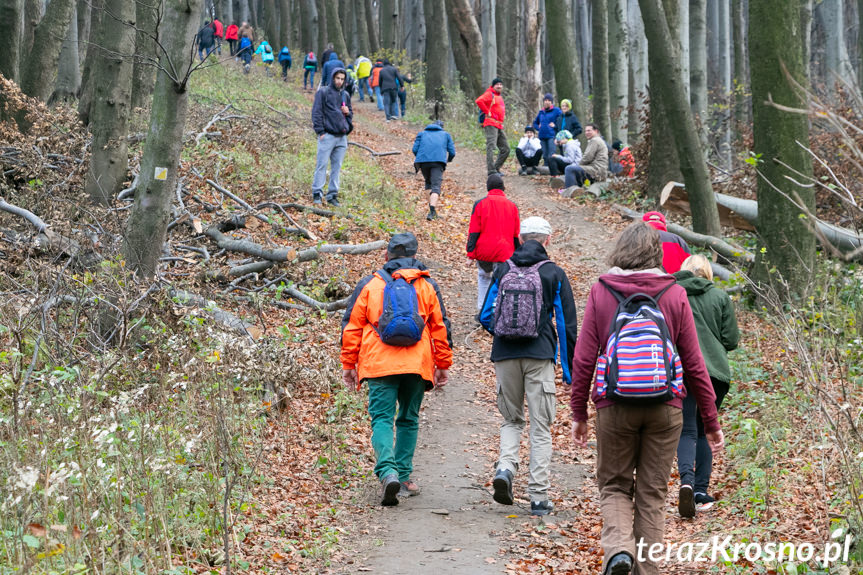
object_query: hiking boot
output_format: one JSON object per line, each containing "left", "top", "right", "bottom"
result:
{"left": 549, "top": 176, "right": 564, "bottom": 190}
{"left": 426, "top": 206, "right": 437, "bottom": 220}
{"left": 605, "top": 552, "right": 633, "bottom": 575}
{"left": 678, "top": 484, "right": 695, "bottom": 518}
{"left": 399, "top": 480, "right": 420, "bottom": 497}
{"left": 327, "top": 196, "right": 340, "bottom": 207}
{"left": 695, "top": 492, "right": 715, "bottom": 511}
{"left": 530, "top": 500, "right": 554, "bottom": 516}
{"left": 381, "top": 473, "right": 400, "bottom": 506}
{"left": 313, "top": 193, "right": 323, "bottom": 205}
{"left": 518, "top": 167, "right": 526, "bottom": 176}
{"left": 492, "top": 468, "right": 514, "bottom": 505}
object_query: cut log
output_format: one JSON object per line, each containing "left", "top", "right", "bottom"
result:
{"left": 660, "top": 182, "right": 756, "bottom": 231}
{"left": 169, "top": 288, "right": 258, "bottom": 341}
{"left": 204, "top": 227, "right": 387, "bottom": 263}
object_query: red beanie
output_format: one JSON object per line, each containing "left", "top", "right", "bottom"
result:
{"left": 643, "top": 211, "right": 667, "bottom": 231}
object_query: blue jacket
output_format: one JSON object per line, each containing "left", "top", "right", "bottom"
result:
{"left": 478, "top": 240, "right": 578, "bottom": 382}
{"left": 312, "top": 68, "right": 353, "bottom": 136}
{"left": 321, "top": 53, "right": 345, "bottom": 86}
{"left": 412, "top": 124, "right": 456, "bottom": 165}
{"left": 532, "top": 107, "right": 562, "bottom": 140}
{"left": 559, "top": 111, "right": 583, "bottom": 138}
{"left": 255, "top": 41, "right": 274, "bottom": 62}
{"left": 278, "top": 47, "right": 292, "bottom": 65}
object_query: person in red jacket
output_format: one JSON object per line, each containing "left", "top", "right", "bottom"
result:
{"left": 225, "top": 22, "right": 239, "bottom": 56}
{"left": 570, "top": 222, "right": 724, "bottom": 575}
{"left": 475, "top": 78, "right": 509, "bottom": 177}
{"left": 212, "top": 18, "right": 224, "bottom": 55}
{"left": 642, "top": 211, "right": 691, "bottom": 273}
{"left": 466, "top": 173, "right": 520, "bottom": 311}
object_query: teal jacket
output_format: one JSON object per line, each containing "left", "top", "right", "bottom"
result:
{"left": 673, "top": 271, "right": 740, "bottom": 384}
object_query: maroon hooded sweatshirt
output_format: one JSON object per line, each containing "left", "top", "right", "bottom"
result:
{"left": 569, "top": 270, "right": 720, "bottom": 433}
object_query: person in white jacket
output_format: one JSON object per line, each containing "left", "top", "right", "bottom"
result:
{"left": 548, "top": 130, "right": 582, "bottom": 181}
{"left": 516, "top": 126, "right": 543, "bottom": 175}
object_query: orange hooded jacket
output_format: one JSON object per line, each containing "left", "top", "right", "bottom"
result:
{"left": 341, "top": 260, "right": 453, "bottom": 386}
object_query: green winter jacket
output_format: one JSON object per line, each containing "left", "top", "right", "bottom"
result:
{"left": 673, "top": 270, "right": 740, "bottom": 384}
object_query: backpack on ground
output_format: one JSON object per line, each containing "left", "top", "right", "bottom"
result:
{"left": 492, "top": 259, "right": 551, "bottom": 340}
{"left": 595, "top": 280, "right": 684, "bottom": 404}
{"left": 374, "top": 270, "right": 426, "bottom": 346}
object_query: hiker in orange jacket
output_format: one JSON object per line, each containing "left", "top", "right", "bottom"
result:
{"left": 475, "top": 78, "right": 509, "bottom": 177}
{"left": 341, "top": 233, "right": 453, "bottom": 507}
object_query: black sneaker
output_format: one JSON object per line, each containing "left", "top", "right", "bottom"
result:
{"left": 313, "top": 194, "right": 323, "bottom": 205}
{"left": 327, "top": 197, "right": 340, "bottom": 207}
{"left": 678, "top": 484, "right": 695, "bottom": 518}
{"left": 492, "top": 468, "right": 514, "bottom": 505}
{"left": 381, "top": 473, "right": 400, "bottom": 506}
{"left": 695, "top": 492, "right": 715, "bottom": 511}
{"left": 530, "top": 500, "right": 554, "bottom": 516}
{"left": 605, "top": 552, "right": 633, "bottom": 575}
{"left": 426, "top": 207, "right": 437, "bottom": 220}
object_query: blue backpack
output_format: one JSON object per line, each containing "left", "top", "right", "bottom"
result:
{"left": 374, "top": 270, "right": 426, "bottom": 346}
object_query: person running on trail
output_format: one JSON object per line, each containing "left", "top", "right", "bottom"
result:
{"left": 225, "top": 22, "right": 239, "bottom": 57}
{"left": 674, "top": 254, "right": 739, "bottom": 518}
{"left": 311, "top": 67, "right": 353, "bottom": 206}
{"left": 516, "top": 126, "right": 543, "bottom": 175}
{"left": 412, "top": 120, "right": 456, "bottom": 221}
{"left": 466, "top": 174, "right": 520, "bottom": 312}
{"left": 341, "top": 232, "right": 453, "bottom": 506}
{"left": 303, "top": 50, "right": 318, "bottom": 90}
{"left": 570, "top": 222, "right": 725, "bottom": 575}
{"left": 532, "top": 93, "right": 561, "bottom": 168}
{"left": 475, "top": 78, "right": 509, "bottom": 177}
{"left": 479, "top": 216, "right": 578, "bottom": 517}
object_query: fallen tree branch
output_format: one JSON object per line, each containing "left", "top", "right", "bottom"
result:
{"left": 206, "top": 179, "right": 312, "bottom": 239}
{"left": 0, "top": 197, "right": 49, "bottom": 232}
{"left": 348, "top": 141, "right": 402, "bottom": 157}
{"left": 204, "top": 227, "right": 386, "bottom": 263}
{"left": 229, "top": 260, "right": 274, "bottom": 277}
{"left": 284, "top": 287, "right": 350, "bottom": 311}
{"left": 271, "top": 202, "right": 355, "bottom": 220}
{"left": 169, "top": 288, "right": 256, "bottom": 342}
{"left": 0, "top": 196, "right": 81, "bottom": 256}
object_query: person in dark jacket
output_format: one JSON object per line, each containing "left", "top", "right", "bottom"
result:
{"left": 412, "top": 121, "right": 456, "bottom": 221}
{"left": 532, "top": 94, "right": 562, "bottom": 167}
{"left": 570, "top": 222, "right": 724, "bottom": 575}
{"left": 320, "top": 42, "right": 334, "bottom": 67}
{"left": 303, "top": 51, "right": 318, "bottom": 89}
{"left": 479, "top": 216, "right": 578, "bottom": 516}
{"left": 466, "top": 174, "right": 520, "bottom": 311}
{"left": 642, "top": 211, "right": 691, "bottom": 273}
{"left": 558, "top": 99, "right": 583, "bottom": 138}
{"left": 195, "top": 21, "right": 216, "bottom": 61}
{"left": 674, "top": 255, "right": 739, "bottom": 516}
{"left": 311, "top": 68, "right": 353, "bottom": 206}
{"left": 397, "top": 72, "right": 413, "bottom": 117}
{"left": 321, "top": 52, "right": 345, "bottom": 87}
{"left": 378, "top": 60, "right": 403, "bottom": 120}
{"left": 278, "top": 46, "right": 292, "bottom": 80}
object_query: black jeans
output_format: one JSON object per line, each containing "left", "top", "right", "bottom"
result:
{"left": 515, "top": 148, "right": 542, "bottom": 168}
{"left": 417, "top": 162, "right": 445, "bottom": 196}
{"left": 677, "top": 377, "right": 730, "bottom": 494}
{"left": 281, "top": 61, "right": 290, "bottom": 77}
{"left": 548, "top": 156, "right": 570, "bottom": 177}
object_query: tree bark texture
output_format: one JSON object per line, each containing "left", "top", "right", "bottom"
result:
{"left": 707, "top": 0, "right": 719, "bottom": 93}
{"left": 547, "top": 0, "right": 585, "bottom": 121}
{"left": 239, "top": 0, "right": 251, "bottom": 23}
{"left": 479, "top": 0, "right": 497, "bottom": 87}
{"left": 85, "top": 0, "right": 135, "bottom": 205}
{"left": 608, "top": 0, "right": 629, "bottom": 142}
{"left": 800, "top": 0, "right": 813, "bottom": 83}
{"left": 132, "top": 0, "right": 159, "bottom": 110}
{"left": 750, "top": 0, "right": 815, "bottom": 295}
{"left": 380, "top": 0, "right": 397, "bottom": 50}
{"left": 628, "top": 0, "right": 648, "bottom": 142}
{"left": 424, "top": 0, "right": 449, "bottom": 103}
{"left": 816, "top": 0, "right": 858, "bottom": 94}
{"left": 577, "top": 0, "right": 591, "bottom": 98}
{"left": 591, "top": 0, "right": 611, "bottom": 138}
{"left": 262, "top": 0, "right": 278, "bottom": 43}
{"left": 365, "top": 0, "right": 379, "bottom": 53}
{"left": 445, "top": 0, "right": 483, "bottom": 97}
{"left": 77, "top": 0, "right": 91, "bottom": 67}
{"left": 732, "top": 0, "right": 748, "bottom": 131}
{"left": 717, "top": 0, "right": 732, "bottom": 165}
{"left": 354, "top": 0, "right": 370, "bottom": 55}
{"left": 20, "top": 0, "right": 76, "bottom": 101}
{"left": 125, "top": 0, "right": 204, "bottom": 279}
{"left": 316, "top": 0, "right": 327, "bottom": 55}
{"left": 279, "top": 0, "right": 291, "bottom": 49}
{"left": 525, "top": 0, "right": 543, "bottom": 115}
{"left": 639, "top": 0, "right": 721, "bottom": 236}
{"left": 300, "top": 0, "right": 319, "bottom": 53}
{"left": 51, "top": 2, "right": 81, "bottom": 105}
{"left": 324, "top": 0, "right": 348, "bottom": 57}
{"left": 689, "top": 0, "right": 709, "bottom": 151}
{"left": 23, "top": 0, "right": 44, "bottom": 59}
{"left": 221, "top": 0, "right": 234, "bottom": 25}
{"left": 78, "top": 0, "right": 104, "bottom": 125}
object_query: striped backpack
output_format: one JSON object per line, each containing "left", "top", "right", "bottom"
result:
{"left": 595, "top": 280, "right": 684, "bottom": 404}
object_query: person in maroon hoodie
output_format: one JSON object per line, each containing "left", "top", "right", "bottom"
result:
{"left": 466, "top": 173, "right": 520, "bottom": 312}
{"left": 570, "top": 222, "right": 724, "bottom": 575}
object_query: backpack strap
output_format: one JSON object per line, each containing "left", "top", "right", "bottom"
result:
{"left": 598, "top": 278, "right": 625, "bottom": 303}
{"left": 377, "top": 269, "right": 393, "bottom": 283}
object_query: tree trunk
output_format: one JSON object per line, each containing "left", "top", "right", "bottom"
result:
{"left": 239, "top": 0, "right": 251, "bottom": 23}
{"left": 859, "top": 0, "right": 863, "bottom": 91}
{"left": 20, "top": 0, "right": 76, "bottom": 101}
{"left": 577, "top": 0, "right": 591, "bottom": 98}
{"left": 707, "top": 0, "right": 719, "bottom": 94}
{"left": 125, "top": 0, "right": 203, "bottom": 279}
{"left": 689, "top": 0, "right": 709, "bottom": 149}
{"left": 291, "top": 0, "right": 302, "bottom": 48}
{"left": 445, "top": 0, "right": 483, "bottom": 97}
{"left": 732, "top": 0, "right": 747, "bottom": 135}
{"left": 608, "top": 0, "right": 629, "bottom": 142}
{"left": 324, "top": 0, "right": 347, "bottom": 56}
{"left": 222, "top": 0, "right": 234, "bottom": 26}
{"left": 800, "top": 0, "right": 813, "bottom": 83}
{"left": 479, "top": 0, "right": 497, "bottom": 87}
{"left": 639, "top": 0, "right": 721, "bottom": 235}
{"left": 77, "top": 0, "right": 91, "bottom": 67}
{"left": 51, "top": 2, "right": 81, "bottom": 105}
{"left": 628, "top": 0, "right": 648, "bottom": 142}
{"left": 316, "top": 0, "right": 327, "bottom": 55}
{"left": 249, "top": 0, "right": 259, "bottom": 28}
{"left": 424, "top": 0, "right": 449, "bottom": 103}
{"left": 750, "top": 0, "right": 815, "bottom": 296}
{"left": 262, "top": 0, "right": 278, "bottom": 43}
{"left": 817, "top": 0, "right": 858, "bottom": 94}
{"left": 85, "top": 0, "right": 135, "bottom": 205}
{"left": 365, "top": 0, "right": 379, "bottom": 53}
{"left": 279, "top": 0, "right": 291, "bottom": 48}
{"left": 354, "top": 0, "right": 370, "bottom": 54}
{"left": 525, "top": 0, "right": 543, "bottom": 114}
{"left": 380, "top": 0, "right": 397, "bottom": 50}
{"left": 547, "top": 0, "right": 586, "bottom": 120}
{"left": 132, "top": 0, "right": 159, "bottom": 110}
{"left": 591, "top": 0, "right": 611, "bottom": 138}
{"left": 300, "top": 0, "right": 318, "bottom": 54}
{"left": 22, "top": 0, "right": 44, "bottom": 59}
{"left": 78, "top": 0, "right": 103, "bottom": 125}
{"left": 678, "top": 0, "right": 690, "bottom": 101}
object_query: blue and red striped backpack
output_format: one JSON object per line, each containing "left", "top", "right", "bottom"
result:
{"left": 595, "top": 280, "right": 684, "bottom": 404}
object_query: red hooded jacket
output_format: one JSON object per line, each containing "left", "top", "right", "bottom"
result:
{"left": 225, "top": 24, "right": 239, "bottom": 40}
{"left": 466, "top": 189, "right": 520, "bottom": 263}
{"left": 569, "top": 271, "right": 720, "bottom": 433}
{"left": 213, "top": 19, "right": 224, "bottom": 38}
{"left": 475, "top": 87, "right": 506, "bottom": 129}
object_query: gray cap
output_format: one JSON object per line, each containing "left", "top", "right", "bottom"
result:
{"left": 387, "top": 232, "right": 418, "bottom": 257}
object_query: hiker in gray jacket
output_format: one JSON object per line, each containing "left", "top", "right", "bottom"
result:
{"left": 564, "top": 123, "right": 609, "bottom": 189}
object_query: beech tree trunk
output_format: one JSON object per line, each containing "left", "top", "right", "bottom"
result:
{"left": 51, "top": 2, "right": 81, "bottom": 104}
{"left": 608, "top": 0, "right": 629, "bottom": 142}
{"left": 21, "top": 0, "right": 76, "bottom": 101}
{"left": 23, "top": 0, "right": 44, "bottom": 59}
{"left": 689, "top": 0, "right": 709, "bottom": 149}
{"left": 77, "top": 0, "right": 91, "bottom": 67}
{"left": 628, "top": 0, "right": 648, "bottom": 142}
{"left": 125, "top": 0, "right": 204, "bottom": 279}
{"left": 85, "top": 0, "right": 135, "bottom": 205}
{"left": 577, "top": 0, "right": 591, "bottom": 98}
{"left": 479, "top": 0, "right": 497, "bottom": 86}
{"left": 354, "top": 0, "right": 370, "bottom": 55}
{"left": 380, "top": 0, "right": 397, "bottom": 50}
{"left": 547, "top": 0, "right": 586, "bottom": 121}
{"left": 592, "top": 0, "right": 611, "bottom": 138}
{"left": 239, "top": 0, "right": 251, "bottom": 23}
{"left": 324, "top": 0, "right": 347, "bottom": 56}
{"left": 222, "top": 0, "right": 234, "bottom": 26}
{"left": 132, "top": 0, "right": 159, "bottom": 110}
{"left": 678, "top": 0, "right": 690, "bottom": 99}
{"left": 750, "top": 0, "right": 815, "bottom": 296}
{"left": 445, "top": 0, "right": 483, "bottom": 97}
{"left": 800, "top": 0, "right": 813, "bottom": 83}
{"left": 262, "top": 0, "right": 278, "bottom": 43}
{"left": 300, "top": 0, "right": 319, "bottom": 53}
{"left": 817, "top": 0, "right": 858, "bottom": 94}
{"left": 78, "top": 0, "right": 103, "bottom": 125}
{"left": 424, "top": 0, "right": 449, "bottom": 103}
{"left": 525, "top": 0, "right": 543, "bottom": 113}
{"left": 365, "top": 0, "right": 379, "bottom": 53}
{"left": 640, "top": 0, "right": 721, "bottom": 235}
{"left": 732, "top": 0, "right": 747, "bottom": 133}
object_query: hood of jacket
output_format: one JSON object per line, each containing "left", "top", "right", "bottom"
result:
{"left": 424, "top": 123, "right": 443, "bottom": 132}
{"left": 382, "top": 257, "right": 429, "bottom": 276}
{"left": 673, "top": 270, "right": 714, "bottom": 296}
{"left": 328, "top": 67, "right": 347, "bottom": 85}
{"left": 598, "top": 269, "right": 676, "bottom": 298}
{"left": 510, "top": 240, "right": 549, "bottom": 267}
{"left": 329, "top": 52, "right": 339, "bottom": 61}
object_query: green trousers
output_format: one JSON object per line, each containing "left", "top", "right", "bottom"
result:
{"left": 367, "top": 374, "right": 426, "bottom": 482}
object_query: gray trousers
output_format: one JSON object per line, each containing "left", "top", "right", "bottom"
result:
{"left": 312, "top": 133, "right": 348, "bottom": 199}
{"left": 484, "top": 125, "right": 509, "bottom": 175}
{"left": 476, "top": 261, "right": 494, "bottom": 311}
{"left": 494, "top": 358, "right": 557, "bottom": 502}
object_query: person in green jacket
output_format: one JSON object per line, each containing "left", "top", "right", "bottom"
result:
{"left": 674, "top": 254, "right": 740, "bottom": 516}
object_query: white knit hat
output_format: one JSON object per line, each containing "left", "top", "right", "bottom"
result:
{"left": 520, "top": 216, "right": 552, "bottom": 236}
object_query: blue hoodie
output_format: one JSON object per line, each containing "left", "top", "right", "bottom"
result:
{"left": 278, "top": 47, "right": 292, "bottom": 65}
{"left": 412, "top": 123, "right": 456, "bottom": 165}
{"left": 321, "top": 53, "right": 345, "bottom": 86}
{"left": 532, "top": 106, "right": 562, "bottom": 140}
